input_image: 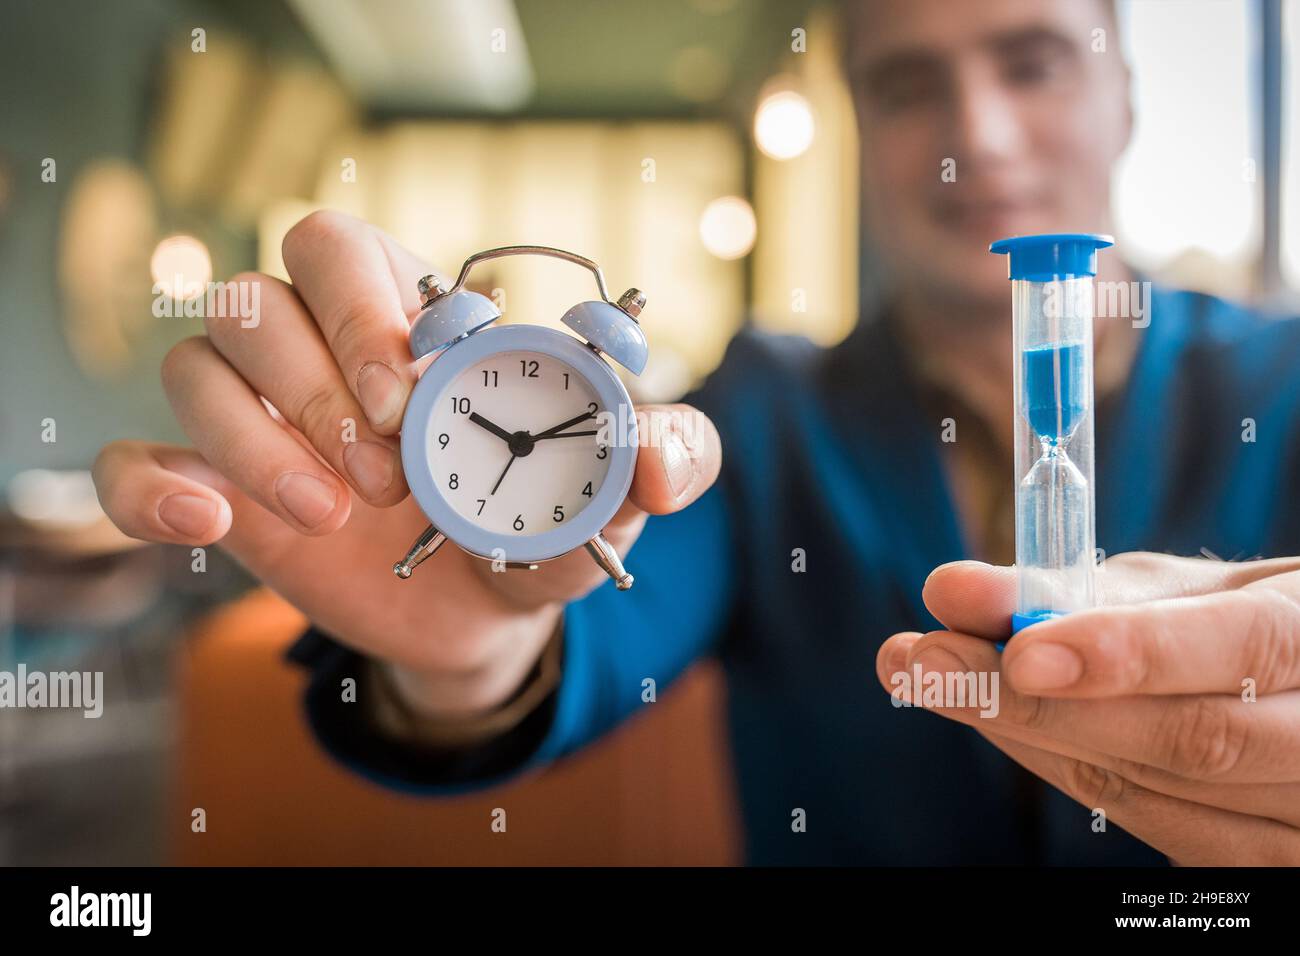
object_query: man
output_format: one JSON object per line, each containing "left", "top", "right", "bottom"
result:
{"left": 93, "top": 0, "right": 1300, "bottom": 864}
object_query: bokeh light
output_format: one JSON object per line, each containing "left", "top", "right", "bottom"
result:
{"left": 754, "top": 89, "right": 814, "bottom": 160}
{"left": 150, "top": 234, "right": 212, "bottom": 300}
{"left": 698, "top": 196, "right": 756, "bottom": 260}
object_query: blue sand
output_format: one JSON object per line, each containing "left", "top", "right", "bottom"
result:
{"left": 1023, "top": 343, "right": 1086, "bottom": 439}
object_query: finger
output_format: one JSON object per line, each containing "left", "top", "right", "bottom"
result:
{"left": 1099, "top": 551, "right": 1300, "bottom": 598}
{"left": 92, "top": 440, "right": 233, "bottom": 545}
{"left": 161, "top": 336, "right": 351, "bottom": 535}
{"left": 92, "top": 439, "right": 303, "bottom": 562}
{"left": 921, "top": 552, "right": 1300, "bottom": 643}
{"left": 921, "top": 561, "right": 1016, "bottom": 639}
{"left": 204, "top": 272, "right": 407, "bottom": 507}
{"left": 1079, "top": 744, "right": 1300, "bottom": 830}
{"left": 469, "top": 405, "right": 721, "bottom": 609}
{"left": 979, "top": 729, "right": 1300, "bottom": 865}
{"left": 626, "top": 404, "right": 723, "bottom": 516}
{"left": 889, "top": 628, "right": 1300, "bottom": 784}
{"left": 281, "top": 210, "right": 431, "bottom": 433}
{"left": 1003, "top": 585, "right": 1300, "bottom": 697}
{"left": 875, "top": 634, "right": 1300, "bottom": 828}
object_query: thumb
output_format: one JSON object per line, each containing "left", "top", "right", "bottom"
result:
{"left": 626, "top": 403, "right": 722, "bottom": 516}
{"left": 919, "top": 551, "right": 1300, "bottom": 643}
{"left": 921, "top": 560, "right": 1017, "bottom": 640}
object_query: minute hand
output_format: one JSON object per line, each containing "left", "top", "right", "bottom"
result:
{"left": 533, "top": 429, "right": 598, "bottom": 440}
{"left": 533, "top": 410, "right": 598, "bottom": 439}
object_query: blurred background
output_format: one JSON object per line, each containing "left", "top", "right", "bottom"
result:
{"left": 1, "top": 0, "right": 1298, "bottom": 865}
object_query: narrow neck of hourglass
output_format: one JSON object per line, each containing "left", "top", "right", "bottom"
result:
{"left": 1036, "top": 431, "right": 1076, "bottom": 456}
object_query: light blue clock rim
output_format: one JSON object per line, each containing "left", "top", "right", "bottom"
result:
{"left": 401, "top": 323, "right": 638, "bottom": 564}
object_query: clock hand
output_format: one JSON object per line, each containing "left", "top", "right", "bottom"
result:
{"left": 469, "top": 411, "right": 514, "bottom": 444}
{"left": 490, "top": 453, "right": 517, "bottom": 496}
{"left": 533, "top": 430, "right": 598, "bottom": 440}
{"left": 533, "top": 409, "right": 598, "bottom": 439}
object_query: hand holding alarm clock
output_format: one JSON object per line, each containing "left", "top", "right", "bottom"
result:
{"left": 393, "top": 245, "right": 650, "bottom": 589}
{"left": 91, "top": 212, "right": 722, "bottom": 718}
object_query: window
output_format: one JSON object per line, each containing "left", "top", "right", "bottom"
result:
{"left": 1282, "top": 0, "right": 1300, "bottom": 291}
{"left": 1112, "top": 0, "right": 1257, "bottom": 297}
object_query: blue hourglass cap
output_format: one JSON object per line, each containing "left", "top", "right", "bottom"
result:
{"left": 989, "top": 233, "right": 1114, "bottom": 282}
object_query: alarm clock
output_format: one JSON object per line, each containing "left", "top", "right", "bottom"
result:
{"left": 391, "top": 245, "right": 648, "bottom": 590}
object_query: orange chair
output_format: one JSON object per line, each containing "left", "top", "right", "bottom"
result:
{"left": 171, "top": 589, "right": 741, "bottom": 865}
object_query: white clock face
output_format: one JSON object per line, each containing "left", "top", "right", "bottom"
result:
{"left": 424, "top": 349, "right": 613, "bottom": 537}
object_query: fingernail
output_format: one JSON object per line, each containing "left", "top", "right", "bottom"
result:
{"left": 885, "top": 634, "right": 921, "bottom": 674}
{"left": 274, "top": 472, "right": 338, "bottom": 529}
{"left": 662, "top": 433, "right": 694, "bottom": 499}
{"left": 1008, "top": 642, "right": 1083, "bottom": 691}
{"left": 158, "top": 494, "right": 217, "bottom": 538}
{"left": 344, "top": 440, "right": 396, "bottom": 500}
{"left": 912, "top": 645, "right": 968, "bottom": 676}
{"left": 357, "top": 362, "right": 404, "bottom": 429}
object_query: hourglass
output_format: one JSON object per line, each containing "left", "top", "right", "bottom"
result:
{"left": 990, "top": 233, "right": 1113, "bottom": 639}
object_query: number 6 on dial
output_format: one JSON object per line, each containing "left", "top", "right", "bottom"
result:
{"left": 392, "top": 246, "right": 648, "bottom": 591}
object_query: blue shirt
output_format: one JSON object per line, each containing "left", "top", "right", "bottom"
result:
{"left": 290, "top": 286, "right": 1300, "bottom": 865}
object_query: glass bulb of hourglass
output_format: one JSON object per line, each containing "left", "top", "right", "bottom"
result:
{"left": 1017, "top": 441, "right": 1091, "bottom": 614}
{"left": 1016, "top": 341, "right": 1093, "bottom": 616}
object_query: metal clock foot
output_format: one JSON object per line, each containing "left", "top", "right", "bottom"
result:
{"left": 585, "top": 533, "right": 633, "bottom": 590}
{"left": 393, "top": 525, "right": 447, "bottom": 579}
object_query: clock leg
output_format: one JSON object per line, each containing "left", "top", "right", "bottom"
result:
{"left": 585, "top": 533, "right": 634, "bottom": 590}
{"left": 393, "top": 524, "right": 448, "bottom": 579}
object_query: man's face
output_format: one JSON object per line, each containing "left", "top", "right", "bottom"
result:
{"left": 846, "top": 0, "right": 1132, "bottom": 306}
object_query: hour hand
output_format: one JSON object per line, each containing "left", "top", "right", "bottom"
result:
{"left": 469, "top": 411, "right": 514, "bottom": 444}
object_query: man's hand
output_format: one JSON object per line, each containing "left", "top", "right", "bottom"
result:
{"left": 92, "top": 211, "right": 722, "bottom": 723}
{"left": 875, "top": 552, "right": 1300, "bottom": 865}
